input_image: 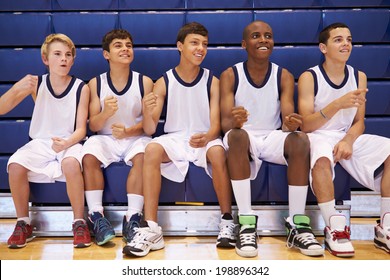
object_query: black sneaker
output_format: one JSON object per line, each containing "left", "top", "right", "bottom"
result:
{"left": 122, "top": 213, "right": 142, "bottom": 243}
{"left": 285, "top": 214, "right": 324, "bottom": 256}
{"left": 89, "top": 212, "right": 115, "bottom": 246}
{"left": 216, "top": 213, "right": 237, "bottom": 248}
{"left": 235, "top": 215, "right": 258, "bottom": 258}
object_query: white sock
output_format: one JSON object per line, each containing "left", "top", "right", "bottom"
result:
{"left": 85, "top": 190, "right": 104, "bottom": 214}
{"left": 380, "top": 197, "right": 390, "bottom": 226}
{"left": 17, "top": 217, "right": 31, "bottom": 225}
{"left": 318, "top": 199, "right": 337, "bottom": 227}
{"left": 231, "top": 179, "right": 254, "bottom": 215}
{"left": 288, "top": 185, "right": 308, "bottom": 225}
{"left": 146, "top": 220, "right": 159, "bottom": 232}
{"left": 126, "top": 194, "right": 144, "bottom": 221}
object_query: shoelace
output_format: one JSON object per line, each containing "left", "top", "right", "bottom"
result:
{"left": 293, "top": 232, "right": 318, "bottom": 246}
{"left": 13, "top": 221, "right": 27, "bottom": 237}
{"left": 129, "top": 227, "right": 153, "bottom": 246}
{"left": 93, "top": 217, "right": 111, "bottom": 233}
{"left": 331, "top": 229, "right": 351, "bottom": 241}
{"left": 239, "top": 225, "right": 257, "bottom": 246}
{"left": 218, "top": 222, "right": 236, "bottom": 238}
{"left": 73, "top": 222, "right": 87, "bottom": 237}
{"left": 124, "top": 220, "right": 140, "bottom": 240}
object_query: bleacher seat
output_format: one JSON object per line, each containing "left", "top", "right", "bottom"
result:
{"left": 52, "top": 0, "right": 118, "bottom": 11}
{"left": 119, "top": 12, "right": 185, "bottom": 45}
{"left": 366, "top": 81, "right": 390, "bottom": 116}
{"left": 202, "top": 47, "right": 247, "bottom": 78}
{"left": 186, "top": 11, "right": 253, "bottom": 45}
{"left": 348, "top": 45, "right": 390, "bottom": 79}
{"left": 365, "top": 118, "right": 390, "bottom": 138}
{"left": 0, "top": 13, "right": 52, "bottom": 47}
{"left": 52, "top": 13, "right": 119, "bottom": 46}
{"left": 254, "top": 10, "right": 322, "bottom": 44}
{"left": 323, "top": 9, "right": 390, "bottom": 43}
{"left": 0, "top": 156, "right": 9, "bottom": 190}
{"left": 0, "top": 86, "right": 34, "bottom": 119}
{"left": 70, "top": 48, "right": 109, "bottom": 82}
{"left": 118, "top": 0, "right": 185, "bottom": 10}
{"left": 186, "top": 0, "right": 253, "bottom": 9}
{"left": 0, "top": 0, "right": 51, "bottom": 12}
{"left": 0, "top": 120, "right": 30, "bottom": 154}
{"left": 271, "top": 46, "right": 323, "bottom": 79}
{"left": 253, "top": 0, "right": 322, "bottom": 8}
{"left": 322, "top": 0, "right": 390, "bottom": 7}
{"left": 132, "top": 48, "right": 179, "bottom": 81}
{"left": 0, "top": 49, "right": 47, "bottom": 83}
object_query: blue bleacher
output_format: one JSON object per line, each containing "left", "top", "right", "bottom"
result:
{"left": 52, "top": 0, "right": 118, "bottom": 11}
{"left": 0, "top": 0, "right": 52, "bottom": 12}
{"left": 186, "top": 11, "right": 253, "bottom": 45}
{"left": 254, "top": 10, "right": 322, "bottom": 44}
{"left": 0, "top": 156, "right": 9, "bottom": 190}
{"left": 119, "top": 12, "right": 185, "bottom": 45}
{"left": 365, "top": 118, "right": 390, "bottom": 138}
{"left": 70, "top": 48, "right": 109, "bottom": 82}
{"left": 0, "top": 13, "right": 52, "bottom": 47}
{"left": 202, "top": 47, "right": 247, "bottom": 78}
{"left": 0, "top": 120, "right": 30, "bottom": 154}
{"left": 321, "top": 0, "right": 390, "bottom": 7}
{"left": 186, "top": 0, "right": 253, "bottom": 9}
{"left": 253, "top": 0, "right": 322, "bottom": 8}
{"left": 366, "top": 81, "right": 390, "bottom": 116}
{"left": 52, "top": 13, "right": 119, "bottom": 46}
{"left": 118, "top": 0, "right": 185, "bottom": 10}
{"left": 0, "top": 86, "right": 34, "bottom": 119}
{"left": 323, "top": 9, "right": 390, "bottom": 43}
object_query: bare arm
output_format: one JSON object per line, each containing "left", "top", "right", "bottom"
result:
{"left": 0, "top": 74, "right": 37, "bottom": 115}
{"left": 142, "top": 77, "right": 165, "bottom": 136}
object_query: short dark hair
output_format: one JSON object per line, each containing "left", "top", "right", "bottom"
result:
{"left": 319, "top": 22, "right": 350, "bottom": 44}
{"left": 102, "top": 29, "right": 133, "bottom": 52}
{"left": 176, "top": 22, "right": 208, "bottom": 44}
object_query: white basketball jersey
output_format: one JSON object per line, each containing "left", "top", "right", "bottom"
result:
{"left": 29, "top": 74, "right": 84, "bottom": 139}
{"left": 97, "top": 71, "right": 144, "bottom": 135}
{"left": 233, "top": 61, "right": 282, "bottom": 132}
{"left": 309, "top": 64, "right": 358, "bottom": 132}
{"left": 163, "top": 68, "right": 212, "bottom": 137}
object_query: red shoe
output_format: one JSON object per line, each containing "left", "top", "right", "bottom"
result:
{"left": 7, "top": 220, "right": 35, "bottom": 249}
{"left": 73, "top": 220, "right": 92, "bottom": 248}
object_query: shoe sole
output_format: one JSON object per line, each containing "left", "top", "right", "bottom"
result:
{"left": 299, "top": 247, "right": 325, "bottom": 256}
{"left": 216, "top": 239, "right": 236, "bottom": 248}
{"left": 374, "top": 238, "right": 390, "bottom": 253}
{"left": 74, "top": 242, "right": 92, "bottom": 248}
{"left": 235, "top": 247, "right": 258, "bottom": 258}
{"left": 123, "top": 240, "right": 165, "bottom": 257}
{"left": 96, "top": 234, "right": 115, "bottom": 246}
{"left": 325, "top": 242, "right": 355, "bottom": 257}
{"left": 8, "top": 235, "right": 35, "bottom": 249}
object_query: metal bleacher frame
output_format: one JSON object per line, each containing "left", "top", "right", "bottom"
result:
{"left": 1, "top": 0, "right": 389, "bottom": 239}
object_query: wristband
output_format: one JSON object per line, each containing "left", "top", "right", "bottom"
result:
{"left": 320, "top": 109, "right": 328, "bottom": 120}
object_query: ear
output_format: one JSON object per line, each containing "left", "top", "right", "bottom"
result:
{"left": 41, "top": 54, "right": 49, "bottom": 66}
{"left": 177, "top": 41, "right": 183, "bottom": 52}
{"left": 319, "top": 43, "right": 327, "bottom": 54}
{"left": 241, "top": 40, "right": 246, "bottom": 49}
{"left": 103, "top": 50, "right": 110, "bottom": 60}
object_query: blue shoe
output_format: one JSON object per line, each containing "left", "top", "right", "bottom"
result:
{"left": 122, "top": 213, "right": 142, "bottom": 243}
{"left": 89, "top": 212, "right": 115, "bottom": 246}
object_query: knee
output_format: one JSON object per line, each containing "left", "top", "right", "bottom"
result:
{"left": 62, "top": 157, "right": 81, "bottom": 177}
{"left": 227, "top": 129, "right": 249, "bottom": 151}
{"left": 286, "top": 132, "right": 310, "bottom": 155}
{"left": 312, "top": 157, "right": 331, "bottom": 173}
{"left": 144, "top": 143, "right": 164, "bottom": 164}
{"left": 8, "top": 163, "right": 27, "bottom": 177}
{"left": 82, "top": 154, "right": 100, "bottom": 170}
{"left": 207, "top": 146, "right": 227, "bottom": 167}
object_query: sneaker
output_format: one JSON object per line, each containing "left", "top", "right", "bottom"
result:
{"left": 123, "top": 221, "right": 165, "bottom": 257}
{"left": 72, "top": 220, "right": 92, "bottom": 248}
{"left": 374, "top": 213, "right": 390, "bottom": 253}
{"left": 285, "top": 215, "right": 324, "bottom": 256}
{"left": 89, "top": 212, "right": 115, "bottom": 245}
{"left": 324, "top": 215, "right": 354, "bottom": 257}
{"left": 7, "top": 220, "right": 35, "bottom": 249}
{"left": 235, "top": 215, "right": 258, "bottom": 258}
{"left": 216, "top": 213, "right": 238, "bottom": 248}
{"left": 122, "top": 213, "right": 142, "bottom": 243}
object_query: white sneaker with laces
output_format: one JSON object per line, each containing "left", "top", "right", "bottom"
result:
{"left": 374, "top": 212, "right": 390, "bottom": 253}
{"left": 125, "top": 223, "right": 165, "bottom": 257}
{"left": 217, "top": 220, "right": 238, "bottom": 248}
{"left": 324, "top": 215, "right": 354, "bottom": 257}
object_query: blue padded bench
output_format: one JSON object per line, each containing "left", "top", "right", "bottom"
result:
{"left": 321, "top": 0, "right": 390, "bottom": 7}
{"left": 52, "top": 0, "right": 118, "bottom": 11}
{"left": 52, "top": 13, "right": 119, "bottom": 46}
{"left": 0, "top": 156, "right": 9, "bottom": 191}
{"left": 119, "top": 12, "right": 186, "bottom": 46}
{"left": 0, "top": 13, "right": 52, "bottom": 47}
{"left": 253, "top": 0, "right": 322, "bottom": 8}
{"left": 186, "top": 0, "right": 253, "bottom": 9}
{"left": 0, "top": 86, "right": 34, "bottom": 119}
{"left": 366, "top": 81, "right": 390, "bottom": 116}
{"left": 0, "top": 0, "right": 52, "bottom": 11}
{"left": 0, "top": 120, "right": 30, "bottom": 154}
{"left": 118, "top": 0, "right": 185, "bottom": 10}
{"left": 186, "top": 11, "right": 253, "bottom": 45}
{"left": 254, "top": 10, "right": 322, "bottom": 44}
{"left": 323, "top": 9, "right": 390, "bottom": 43}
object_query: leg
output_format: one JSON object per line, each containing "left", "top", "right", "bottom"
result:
{"left": 7, "top": 163, "right": 34, "bottom": 248}
{"left": 62, "top": 157, "right": 91, "bottom": 248}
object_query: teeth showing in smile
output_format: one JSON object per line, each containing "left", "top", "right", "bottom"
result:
{"left": 258, "top": 46, "right": 268, "bottom": 50}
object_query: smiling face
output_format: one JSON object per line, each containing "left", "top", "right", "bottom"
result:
{"left": 242, "top": 21, "right": 274, "bottom": 60}
{"left": 320, "top": 27, "right": 352, "bottom": 63}
{"left": 104, "top": 37, "right": 134, "bottom": 64}
{"left": 177, "top": 33, "right": 208, "bottom": 66}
